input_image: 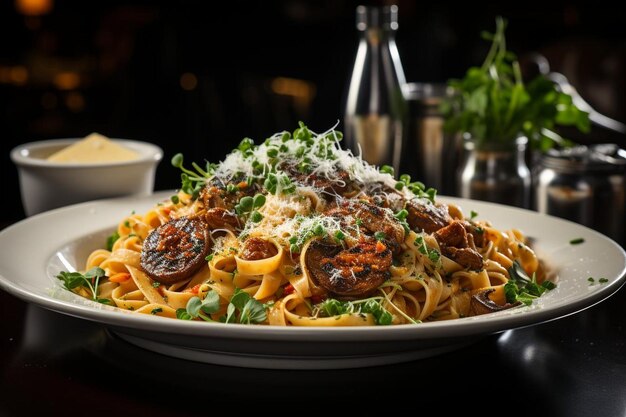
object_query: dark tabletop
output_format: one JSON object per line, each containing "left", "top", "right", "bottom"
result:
{"left": 2, "top": 276, "right": 626, "bottom": 416}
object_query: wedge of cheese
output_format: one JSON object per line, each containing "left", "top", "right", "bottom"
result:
{"left": 47, "top": 133, "right": 139, "bottom": 163}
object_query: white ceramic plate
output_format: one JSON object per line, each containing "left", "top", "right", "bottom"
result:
{"left": 1, "top": 191, "right": 625, "bottom": 369}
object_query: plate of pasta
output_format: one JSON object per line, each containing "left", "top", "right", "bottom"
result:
{"left": 1, "top": 124, "right": 625, "bottom": 369}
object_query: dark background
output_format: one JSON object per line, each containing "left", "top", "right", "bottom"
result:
{"left": 2, "top": 0, "right": 625, "bottom": 223}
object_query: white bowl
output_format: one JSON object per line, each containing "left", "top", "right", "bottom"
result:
{"left": 11, "top": 138, "right": 163, "bottom": 216}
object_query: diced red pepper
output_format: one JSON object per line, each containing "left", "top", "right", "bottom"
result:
{"left": 283, "top": 284, "right": 295, "bottom": 295}
{"left": 185, "top": 284, "right": 201, "bottom": 294}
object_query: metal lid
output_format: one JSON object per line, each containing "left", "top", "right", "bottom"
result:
{"left": 356, "top": 5, "right": 398, "bottom": 31}
{"left": 404, "top": 82, "right": 450, "bottom": 104}
{"left": 541, "top": 144, "right": 626, "bottom": 174}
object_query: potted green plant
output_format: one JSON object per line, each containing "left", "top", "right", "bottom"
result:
{"left": 441, "top": 17, "right": 590, "bottom": 208}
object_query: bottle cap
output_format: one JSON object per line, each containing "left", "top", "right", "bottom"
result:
{"left": 356, "top": 5, "right": 398, "bottom": 31}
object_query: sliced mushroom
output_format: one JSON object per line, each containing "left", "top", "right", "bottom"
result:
{"left": 305, "top": 240, "right": 392, "bottom": 299}
{"left": 405, "top": 199, "right": 451, "bottom": 233}
{"left": 205, "top": 207, "right": 240, "bottom": 230}
{"left": 435, "top": 221, "right": 484, "bottom": 271}
{"left": 469, "top": 289, "right": 521, "bottom": 316}
{"left": 200, "top": 176, "right": 258, "bottom": 211}
{"left": 140, "top": 216, "right": 210, "bottom": 285}
{"left": 461, "top": 221, "right": 485, "bottom": 247}
{"left": 325, "top": 200, "right": 405, "bottom": 249}
{"left": 446, "top": 247, "right": 484, "bottom": 271}
{"left": 240, "top": 237, "right": 279, "bottom": 261}
{"left": 282, "top": 165, "right": 362, "bottom": 199}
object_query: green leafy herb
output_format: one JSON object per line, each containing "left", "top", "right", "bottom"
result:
{"left": 171, "top": 153, "right": 215, "bottom": 200}
{"left": 374, "top": 231, "right": 386, "bottom": 241}
{"left": 442, "top": 17, "right": 589, "bottom": 151}
{"left": 599, "top": 278, "right": 609, "bottom": 284}
{"left": 56, "top": 267, "right": 111, "bottom": 305}
{"left": 171, "top": 195, "right": 180, "bottom": 204}
{"left": 315, "top": 298, "right": 392, "bottom": 325}
{"left": 150, "top": 307, "right": 163, "bottom": 315}
{"left": 106, "top": 231, "right": 120, "bottom": 251}
{"left": 470, "top": 210, "right": 478, "bottom": 220}
{"left": 393, "top": 173, "right": 437, "bottom": 203}
{"left": 235, "top": 196, "right": 253, "bottom": 214}
{"left": 250, "top": 211, "right": 263, "bottom": 223}
{"left": 394, "top": 209, "right": 410, "bottom": 234}
{"left": 221, "top": 288, "right": 267, "bottom": 324}
{"left": 180, "top": 290, "right": 221, "bottom": 321}
{"left": 234, "top": 193, "right": 266, "bottom": 225}
{"left": 152, "top": 281, "right": 161, "bottom": 288}
{"left": 413, "top": 235, "right": 441, "bottom": 266}
{"left": 504, "top": 260, "right": 556, "bottom": 305}
{"left": 569, "top": 238, "right": 585, "bottom": 245}
{"left": 176, "top": 308, "right": 192, "bottom": 320}
{"left": 264, "top": 172, "right": 295, "bottom": 195}
{"left": 427, "top": 250, "right": 441, "bottom": 264}
{"left": 360, "top": 299, "right": 393, "bottom": 325}
{"left": 414, "top": 235, "right": 428, "bottom": 255}
{"left": 380, "top": 165, "right": 394, "bottom": 176}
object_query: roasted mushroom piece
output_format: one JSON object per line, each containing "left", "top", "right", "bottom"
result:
{"left": 469, "top": 288, "right": 522, "bottom": 316}
{"left": 324, "top": 200, "right": 405, "bottom": 249}
{"left": 240, "top": 237, "right": 278, "bottom": 260}
{"left": 405, "top": 199, "right": 451, "bottom": 233}
{"left": 140, "top": 216, "right": 211, "bottom": 285}
{"left": 282, "top": 165, "right": 362, "bottom": 199}
{"left": 305, "top": 240, "right": 392, "bottom": 299}
{"left": 200, "top": 176, "right": 258, "bottom": 211}
{"left": 434, "top": 221, "right": 484, "bottom": 271}
{"left": 205, "top": 207, "right": 240, "bottom": 230}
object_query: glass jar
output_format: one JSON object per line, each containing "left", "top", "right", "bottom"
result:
{"left": 458, "top": 136, "right": 531, "bottom": 208}
{"left": 343, "top": 5, "right": 408, "bottom": 173}
{"left": 404, "top": 82, "right": 455, "bottom": 193}
{"left": 534, "top": 144, "right": 626, "bottom": 245}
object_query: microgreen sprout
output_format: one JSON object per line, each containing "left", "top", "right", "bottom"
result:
{"left": 57, "top": 267, "right": 111, "bottom": 305}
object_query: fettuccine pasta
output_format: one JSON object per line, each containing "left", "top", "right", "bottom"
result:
{"left": 57, "top": 124, "right": 554, "bottom": 326}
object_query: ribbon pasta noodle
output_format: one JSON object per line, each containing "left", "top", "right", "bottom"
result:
{"left": 58, "top": 124, "right": 554, "bottom": 326}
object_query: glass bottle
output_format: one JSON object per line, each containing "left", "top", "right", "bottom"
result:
{"left": 458, "top": 136, "right": 531, "bottom": 208}
{"left": 343, "top": 5, "right": 408, "bottom": 173}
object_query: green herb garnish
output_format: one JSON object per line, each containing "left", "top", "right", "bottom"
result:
{"left": 442, "top": 17, "right": 590, "bottom": 151}
{"left": 178, "top": 290, "right": 221, "bottom": 321}
{"left": 171, "top": 153, "right": 215, "bottom": 200}
{"left": 223, "top": 288, "right": 267, "bottom": 324}
{"left": 106, "top": 231, "right": 120, "bottom": 251}
{"left": 504, "top": 260, "right": 556, "bottom": 306}
{"left": 56, "top": 267, "right": 111, "bottom": 305}
{"left": 315, "top": 298, "right": 393, "bottom": 325}
{"left": 176, "top": 288, "right": 267, "bottom": 325}
{"left": 569, "top": 238, "right": 585, "bottom": 245}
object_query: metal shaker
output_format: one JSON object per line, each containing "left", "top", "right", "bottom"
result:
{"left": 534, "top": 144, "right": 626, "bottom": 245}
